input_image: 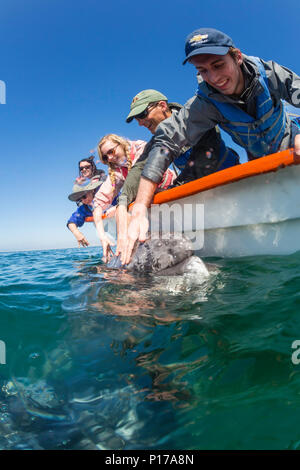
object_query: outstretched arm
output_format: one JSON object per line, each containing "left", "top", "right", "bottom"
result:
{"left": 125, "top": 178, "right": 158, "bottom": 264}
{"left": 117, "top": 158, "right": 147, "bottom": 208}
{"left": 93, "top": 205, "right": 115, "bottom": 262}
{"left": 68, "top": 223, "right": 89, "bottom": 247}
{"left": 116, "top": 158, "right": 148, "bottom": 263}
{"left": 115, "top": 205, "right": 130, "bottom": 262}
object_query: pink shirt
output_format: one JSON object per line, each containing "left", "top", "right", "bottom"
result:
{"left": 93, "top": 140, "right": 147, "bottom": 211}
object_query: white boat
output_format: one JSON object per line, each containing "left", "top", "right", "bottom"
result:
{"left": 103, "top": 148, "right": 300, "bottom": 258}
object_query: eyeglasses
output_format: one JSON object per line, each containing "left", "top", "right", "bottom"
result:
{"left": 101, "top": 144, "right": 119, "bottom": 163}
{"left": 80, "top": 164, "right": 92, "bottom": 172}
{"left": 134, "top": 102, "right": 157, "bottom": 120}
{"left": 80, "top": 193, "right": 90, "bottom": 202}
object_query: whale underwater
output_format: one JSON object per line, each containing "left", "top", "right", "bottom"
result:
{"left": 0, "top": 237, "right": 215, "bottom": 450}
{"left": 107, "top": 233, "right": 210, "bottom": 277}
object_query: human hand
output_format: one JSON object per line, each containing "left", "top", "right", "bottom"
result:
{"left": 115, "top": 205, "right": 129, "bottom": 263}
{"left": 76, "top": 234, "right": 89, "bottom": 247}
{"left": 124, "top": 203, "right": 149, "bottom": 265}
{"left": 100, "top": 234, "right": 115, "bottom": 263}
{"left": 75, "top": 176, "right": 87, "bottom": 185}
{"left": 105, "top": 206, "right": 117, "bottom": 218}
{"left": 116, "top": 235, "right": 127, "bottom": 261}
{"left": 294, "top": 134, "right": 300, "bottom": 160}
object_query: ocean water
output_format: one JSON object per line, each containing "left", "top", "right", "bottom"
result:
{"left": 1, "top": 246, "right": 300, "bottom": 450}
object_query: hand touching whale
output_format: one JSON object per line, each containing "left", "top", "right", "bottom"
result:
{"left": 107, "top": 233, "right": 209, "bottom": 277}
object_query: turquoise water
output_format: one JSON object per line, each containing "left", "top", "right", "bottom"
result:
{"left": 1, "top": 247, "right": 300, "bottom": 450}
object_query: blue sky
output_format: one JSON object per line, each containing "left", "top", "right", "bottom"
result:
{"left": 1, "top": 0, "right": 299, "bottom": 251}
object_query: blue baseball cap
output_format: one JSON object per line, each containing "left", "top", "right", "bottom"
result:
{"left": 183, "top": 28, "right": 235, "bottom": 64}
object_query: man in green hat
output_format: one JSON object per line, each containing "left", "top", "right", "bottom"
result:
{"left": 115, "top": 88, "right": 239, "bottom": 260}
{"left": 125, "top": 89, "right": 239, "bottom": 187}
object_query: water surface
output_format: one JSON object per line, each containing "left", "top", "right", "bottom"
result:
{"left": 1, "top": 247, "right": 300, "bottom": 450}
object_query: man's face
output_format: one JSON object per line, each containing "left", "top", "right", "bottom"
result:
{"left": 190, "top": 52, "right": 244, "bottom": 96}
{"left": 135, "top": 101, "right": 170, "bottom": 134}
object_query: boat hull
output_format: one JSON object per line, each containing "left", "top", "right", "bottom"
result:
{"left": 103, "top": 151, "right": 300, "bottom": 258}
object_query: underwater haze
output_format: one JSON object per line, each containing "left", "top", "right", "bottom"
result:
{"left": 1, "top": 247, "right": 300, "bottom": 450}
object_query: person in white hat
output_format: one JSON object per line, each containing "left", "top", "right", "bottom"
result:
{"left": 67, "top": 180, "right": 102, "bottom": 247}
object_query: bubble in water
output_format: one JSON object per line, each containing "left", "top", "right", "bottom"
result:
{"left": 2, "top": 381, "right": 17, "bottom": 396}
{"left": 0, "top": 413, "right": 10, "bottom": 423}
{"left": 29, "top": 352, "right": 40, "bottom": 360}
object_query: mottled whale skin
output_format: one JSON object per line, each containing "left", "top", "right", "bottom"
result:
{"left": 107, "top": 233, "right": 209, "bottom": 277}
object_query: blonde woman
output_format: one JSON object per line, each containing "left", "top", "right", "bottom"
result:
{"left": 93, "top": 134, "right": 147, "bottom": 262}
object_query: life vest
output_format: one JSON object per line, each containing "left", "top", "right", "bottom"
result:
{"left": 170, "top": 102, "right": 239, "bottom": 173}
{"left": 197, "top": 56, "right": 288, "bottom": 159}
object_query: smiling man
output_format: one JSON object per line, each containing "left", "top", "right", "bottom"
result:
{"left": 115, "top": 88, "right": 239, "bottom": 262}
{"left": 124, "top": 27, "right": 300, "bottom": 263}
{"left": 119, "top": 89, "right": 239, "bottom": 205}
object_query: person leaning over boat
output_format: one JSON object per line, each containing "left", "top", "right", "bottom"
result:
{"left": 76, "top": 155, "right": 106, "bottom": 186}
{"left": 115, "top": 88, "right": 239, "bottom": 260}
{"left": 124, "top": 27, "right": 300, "bottom": 264}
{"left": 72, "top": 156, "right": 107, "bottom": 215}
{"left": 93, "top": 133, "right": 176, "bottom": 261}
{"left": 92, "top": 135, "right": 144, "bottom": 261}
{"left": 67, "top": 180, "right": 103, "bottom": 247}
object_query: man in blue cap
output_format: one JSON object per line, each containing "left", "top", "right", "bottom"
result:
{"left": 121, "top": 27, "right": 300, "bottom": 264}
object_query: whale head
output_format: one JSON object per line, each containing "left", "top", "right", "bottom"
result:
{"left": 107, "top": 233, "right": 209, "bottom": 276}
{"left": 126, "top": 233, "right": 193, "bottom": 274}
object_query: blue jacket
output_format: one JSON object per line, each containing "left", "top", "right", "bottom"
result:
{"left": 67, "top": 194, "right": 119, "bottom": 227}
{"left": 67, "top": 204, "right": 93, "bottom": 228}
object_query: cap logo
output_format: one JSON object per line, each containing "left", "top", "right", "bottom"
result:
{"left": 131, "top": 96, "right": 140, "bottom": 105}
{"left": 189, "top": 34, "right": 208, "bottom": 44}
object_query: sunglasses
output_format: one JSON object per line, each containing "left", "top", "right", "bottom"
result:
{"left": 134, "top": 102, "right": 157, "bottom": 120}
{"left": 101, "top": 144, "right": 119, "bottom": 163}
{"left": 80, "top": 192, "right": 91, "bottom": 201}
{"left": 80, "top": 165, "right": 92, "bottom": 172}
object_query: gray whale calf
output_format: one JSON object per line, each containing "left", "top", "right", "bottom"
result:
{"left": 107, "top": 233, "right": 209, "bottom": 277}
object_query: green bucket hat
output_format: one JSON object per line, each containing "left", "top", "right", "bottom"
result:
{"left": 126, "top": 89, "right": 168, "bottom": 123}
{"left": 68, "top": 180, "right": 102, "bottom": 202}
